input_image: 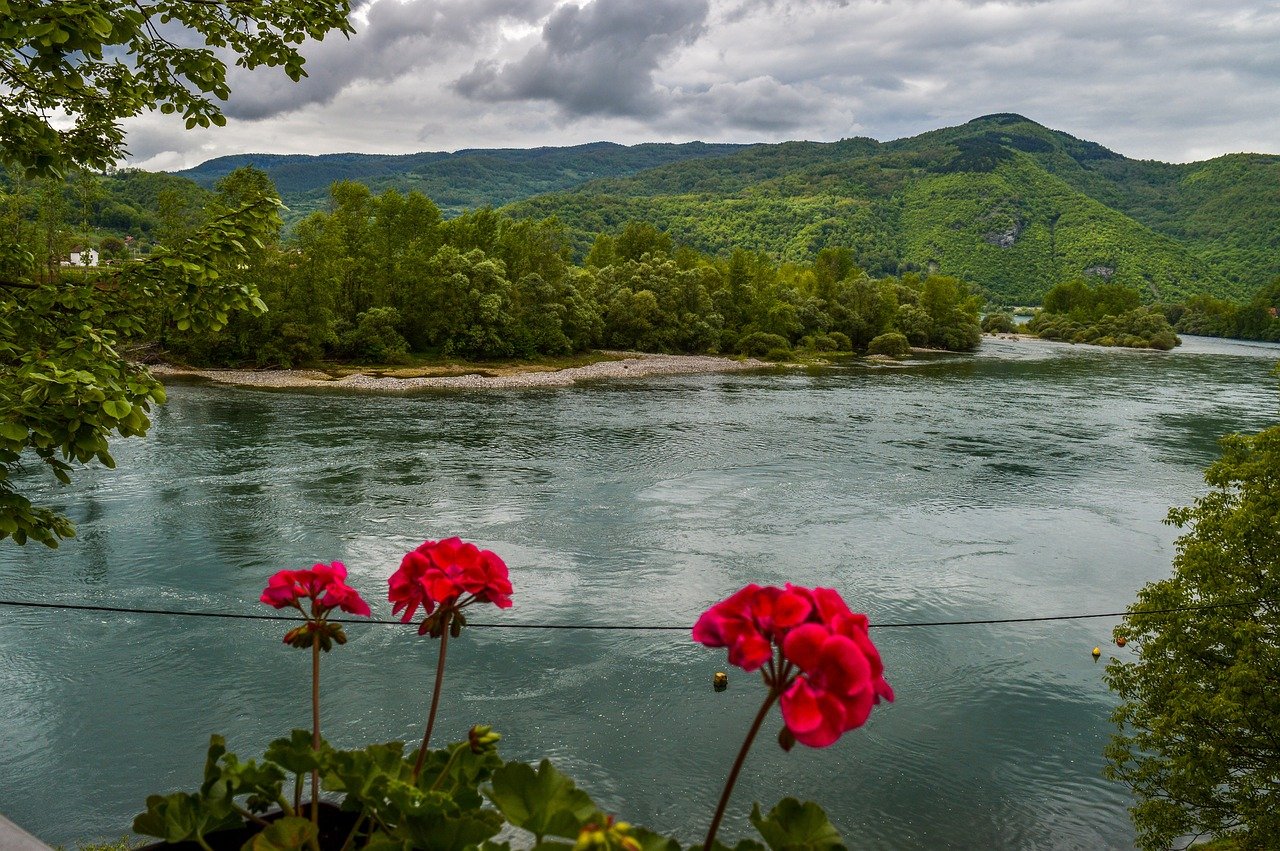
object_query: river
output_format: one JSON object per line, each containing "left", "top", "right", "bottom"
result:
{"left": 1, "top": 335, "right": 1277, "bottom": 849}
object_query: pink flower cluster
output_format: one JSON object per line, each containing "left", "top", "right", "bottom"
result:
{"left": 693, "top": 583, "right": 893, "bottom": 748}
{"left": 388, "top": 537, "right": 513, "bottom": 632}
{"left": 259, "top": 561, "right": 371, "bottom": 617}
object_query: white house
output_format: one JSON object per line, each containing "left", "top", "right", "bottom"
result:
{"left": 63, "top": 248, "right": 100, "bottom": 267}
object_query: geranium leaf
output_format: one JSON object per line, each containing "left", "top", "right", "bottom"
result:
{"left": 749, "top": 799, "right": 845, "bottom": 851}
{"left": 265, "top": 729, "right": 328, "bottom": 775}
{"left": 486, "top": 759, "right": 599, "bottom": 842}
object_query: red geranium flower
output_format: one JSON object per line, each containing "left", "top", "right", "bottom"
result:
{"left": 694, "top": 583, "right": 891, "bottom": 749}
{"left": 260, "top": 561, "right": 371, "bottom": 617}
{"left": 388, "top": 537, "right": 513, "bottom": 634}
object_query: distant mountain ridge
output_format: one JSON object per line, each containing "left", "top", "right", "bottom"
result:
{"left": 174, "top": 115, "right": 1280, "bottom": 304}
{"left": 173, "top": 141, "right": 750, "bottom": 219}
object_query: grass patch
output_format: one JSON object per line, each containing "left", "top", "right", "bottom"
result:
{"left": 315, "top": 351, "right": 624, "bottom": 380}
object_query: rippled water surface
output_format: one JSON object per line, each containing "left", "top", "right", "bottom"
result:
{"left": 2, "top": 336, "right": 1277, "bottom": 849}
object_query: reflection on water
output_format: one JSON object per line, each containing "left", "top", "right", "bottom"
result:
{"left": 1, "top": 335, "right": 1277, "bottom": 848}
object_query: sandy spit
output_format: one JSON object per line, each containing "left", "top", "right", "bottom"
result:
{"left": 149, "top": 352, "right": 769, "bottom": 392}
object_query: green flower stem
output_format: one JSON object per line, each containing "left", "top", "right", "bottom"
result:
{"left": 704, "top": 657, "right": 790, "bottom": 851}
{"left": 429, "top": 742, "right": 464, "bottom": 792}
{"left": 412, "top": 610, "right": 453, "bottom": 781}
{"left": 311, "top": 629, "right": 322, "bottom": 839}
{"left": 275, "top": 794, "right": 297, "bottom": 819}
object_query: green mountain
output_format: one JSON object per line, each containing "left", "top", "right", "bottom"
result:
{"left": 167, "top": 115, "right": 1279, "bottom": 305}
{"left": 505, "top": 114, "right": 1277, "bottom": 304}
{"left": 172, "top": 141, "right": 748, "bottom": 220}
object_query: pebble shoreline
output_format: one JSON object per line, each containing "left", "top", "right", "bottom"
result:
{"left": 150, "top": 352, "right": 769, "bottom": 392}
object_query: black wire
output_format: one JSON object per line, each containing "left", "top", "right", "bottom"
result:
{"left": 0, "top": 597, "right": 1256, "bottom": 630}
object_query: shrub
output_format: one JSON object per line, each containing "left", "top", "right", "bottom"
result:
{"left": 827, "top": 331, "right": 853, "bottom": 351}
{"left": 737, "top": 331, "right": 791, "bottom": 356}
{"left": 799, "top": 333, "right": 839, "bottom": 352}
{"left": 339, "top": 307, "right": 409, "bottom": 363}
{"left": 867, "top": 332, "right": 911, "bottom": 358}
{"left": 981, "top": 312, "right": 1017, "bottom": 333}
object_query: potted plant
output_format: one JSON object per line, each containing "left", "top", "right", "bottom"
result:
{"left": 133, "top": 540, "right": 892, "bottom": 851}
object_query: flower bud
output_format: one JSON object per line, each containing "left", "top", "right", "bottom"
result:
{"left": 778, "top": 726, "right": 797, "bottom": 753}
{"left": 468, "top": 724, "right": 501, "bottom": 753}
{"left": 284, "top": 623, "right": 316, "bottom": 649}
{"left": 572, "top": 816, "right": 639, "bottom": 851}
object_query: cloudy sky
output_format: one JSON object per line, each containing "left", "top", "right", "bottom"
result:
{"left": 125, "top": 0, "right": 1280, "bottom": 171}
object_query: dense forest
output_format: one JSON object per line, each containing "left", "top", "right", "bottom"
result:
{"left": 12, "top": 109, "right": 1280, "bottom": 365}
{"left": 3, "top": 165, "right": 988, "bottom": 365}
{"left": 1162, "top": 280, "right": 1280, "bottom": 343}
{"left": 162, "top": 116, "right": 1280, "bottom": 309}
{"left": 10, "top": 155, "right": 1280, "bottom": 367}
{"left": 154, "top": 173, "right": 985, "bottom": 365}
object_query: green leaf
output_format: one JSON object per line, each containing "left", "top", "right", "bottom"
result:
{"left": 324, "top": 741, "right": 409, "bottom": 802}
{"left": 486, "top": 759, "right": 599, "bottom": 842}
{"left": 397, "top": 802, "right": 503, "bottom": 851}
{"left": 241, "top": 816, "right": 317, "bottom": 851}
{"left": 102, "top": 400, "right": 132, "bottom": 419}
{"left": 265, "top": 729, "right": 328, "bottom": 775}
{"left": 199, "top": 734, "right": 286, "bottom": 812}
{"left": 749, "top": 799, "right": 845, "bottom": 851}
{"left": 0, "top": 423, "right": 27, "bottom": 441}
{"left": 630, "top": 826, "right": 684, "bottom": 851}
{"left": 132, "top": 792, "right": 241, "bottom": 844}
{"left": 362, "top": 833, "right": 412, "bottom": 851}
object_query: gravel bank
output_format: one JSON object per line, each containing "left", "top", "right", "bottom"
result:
{"left": 150, "top": 352, "right": 768, "bottom": 392}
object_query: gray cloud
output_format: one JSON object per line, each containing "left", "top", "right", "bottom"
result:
{"left": 221, "top": 0, "right": 555, "bottom": 120}
{"left": 124, "top": 0, "right": 1280, "bottom": 170}
{"left": 664, "top": 77, "right": 840, "bottom": 134}
{"left": 455, "top": 0, "right": 710, "bottom": 117}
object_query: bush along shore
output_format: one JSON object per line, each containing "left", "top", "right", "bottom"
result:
{"left": 1017, "top": 279, "right": 1181, "bottom": 350}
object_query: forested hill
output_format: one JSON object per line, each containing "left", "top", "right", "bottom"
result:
{"left": 503, "top": 114, "right": 1279, "bottom": 305}
{"left": 169, "top": 114, "right": 1280, "bottom": 305}
{"left": 173, "top": 141, "right": 748, "bottom": 220}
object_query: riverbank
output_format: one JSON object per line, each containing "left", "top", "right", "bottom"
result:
{"left": 149, "top": 351, "right": 768, "bottom": 391}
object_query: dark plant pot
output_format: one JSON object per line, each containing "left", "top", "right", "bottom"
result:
{"left": 137, "top": 802, "right": 361, "bottom": 850}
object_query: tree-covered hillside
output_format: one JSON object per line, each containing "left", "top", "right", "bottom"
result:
{"left": 140, "top": 114, "right": 1280, "bottom": 305}
{"left": 505, "top": 115, "right": 1272, "bottom": 304}
{"left": 174, "top": 141, "right": 748, "bottom": 220}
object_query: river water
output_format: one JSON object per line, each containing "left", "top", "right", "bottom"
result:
{"left": 1, "top": 335, "right": 1277, "bottom": 849}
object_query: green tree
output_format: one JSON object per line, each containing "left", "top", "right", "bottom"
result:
{"left": 1, "top": 1, "right": 353, "bottom": 546}
{"left": 981, "top": 312, "right": 1017, "bottom": 333}
{"left": 1105, "top": 426, "right": 1280, "bottom": 849}
{"left": 0, "top": 0, "right": 353, "bottom": 178}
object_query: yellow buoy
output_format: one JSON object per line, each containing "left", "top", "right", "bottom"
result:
{"left": 1092, "top": 646, "right": 1102, "bottom": 661}
{"left": 713, "top": 671, "right": 728, "bottom": 691}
